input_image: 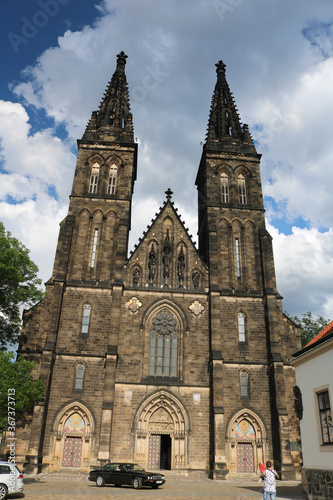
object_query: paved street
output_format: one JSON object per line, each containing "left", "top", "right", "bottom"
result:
{"left": 14, "top": 472, "right": 307, "bottom": 500}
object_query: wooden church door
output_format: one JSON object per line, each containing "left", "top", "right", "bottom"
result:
{"left": 62, "top": 436, "right": 83, "bottom": 467}
{"left": 237, "top": 443, "right": 254, "bottom": 472}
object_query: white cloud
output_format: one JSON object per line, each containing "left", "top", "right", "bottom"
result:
{"left": 0, "top": 100, "right": 75, "bottom": 202}
{"left": 0, "top": 100, "right": 75, "bottom": 282}
{"left": 257, "top": 58, "right": 333, "bottom": 228}
{"left": 1, "top": 0, "right": 333, "bottom": 317}
{"left": 268, "top": 222, "right": 333, "bottom": 318}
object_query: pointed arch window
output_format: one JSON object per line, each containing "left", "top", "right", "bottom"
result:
{"left": 235, "top": 238, "right": 241, "bottom": 278}
{"left": 240, "top": 371, "right": 248, "bottom": 398}
{"left": 221, "top": 172, "right": 229, "bottom": 203}
{"left": 107, "top": 164, "right": 117, "bottom": 195}
{"left": 81, "top": 304, "right": 91, "bottom": 335}
{"left": 149, "top": 309, "right": 178, "bottom": 377}
{"left": 225, "top": 111, "right": 232, "bottom": 135}
{"left": 238, "top": 312, "right": 246, "bottom": 343}
{"left": 89, "top": 163, "right": 100, "bottom": 194}
{"left": 238, "top": 173, "right": 247, "bottom": 204}
{"left": 75, "top": 363, "right": 85, "bottom": 390}
{"left": 90, "top": 229, "right": 98, "bottom": 268}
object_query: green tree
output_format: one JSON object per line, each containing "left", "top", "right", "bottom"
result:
{"left": 0, "top": 222, "right": 44, "bottom": 349}
{"left": 0, "top": 352, "right": 44, "bottom": 431}
{"left": 286, "top": 311, "right": 331, "bottom": 348}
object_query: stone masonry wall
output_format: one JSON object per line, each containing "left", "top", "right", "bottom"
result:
{"left": 302, "top": 468, "right": 333, "bottom": 500}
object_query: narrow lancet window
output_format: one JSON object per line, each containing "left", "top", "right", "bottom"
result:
{"left": 238, "top": 173, "right": 247, "bottom": 204}
{"left": 221, "top": 172, "right": 229, "bottom": 203}
{"left": 235, "top": 238, "right": 241, "bottom": 278}
{"left": 89, "top": 163, "right": 100, "bottom": 194}
{"left": 238, "top": 312, "right": 246, "bottom": 342}
{"left": 107, "top": 164, "right": 117, "bottom": 195}
{"left": 90, "top": 229, "right": 98, "bottom": 268}
{"left": 81, "top": 304, "right": 91, "bottom": 335}
{"left": 75, "top": 363, "right": 84, "bottom": 390}
{"left": 240, "top": 371, "right": 248, "bottom": 397}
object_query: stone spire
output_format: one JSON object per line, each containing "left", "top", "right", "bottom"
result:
{"left": 205, "top": 60, "right": 257, "bottom": 154}
{"left": 81, "top": 51, "right": 134, "bottom": 143}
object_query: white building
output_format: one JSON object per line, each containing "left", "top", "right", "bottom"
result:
{"left": 291, "top": 321, "right": 333, "bottom": 500}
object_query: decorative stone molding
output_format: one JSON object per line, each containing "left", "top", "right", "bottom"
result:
{"left": 126, "top": 297, "right": 142, "bottom": 313}
{"left": 189, "top": 300, "right": 205, "bottom": 316}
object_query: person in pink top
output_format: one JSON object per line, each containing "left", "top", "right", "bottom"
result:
{"left": 258, "top": 461, "right": 265, "bottom": 482}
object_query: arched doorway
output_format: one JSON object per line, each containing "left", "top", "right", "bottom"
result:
{"left": 133, "top": 391, "right": 190, "bottom": 470}
{"left": 235, "top": 419, "right": 255, "bottom": 472}
{"left": 49, "top": 402, "right": 94, "bottom": 471}
{"left": 62, "top": 413, "right": 85, "bottom": 467}
{"left": 226, "top": 410, "right": 267, "bottom": 475}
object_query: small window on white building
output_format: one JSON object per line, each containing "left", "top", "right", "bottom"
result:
{"left": 318, "top": 390, "right": 333, "bottom": 444}
{"left": 89, "top": 163, "right": 100, "bottom": 194}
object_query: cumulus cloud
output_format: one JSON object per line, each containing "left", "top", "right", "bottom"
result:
{"left": 0, "top": 100, "right": 75, "bottom": 281}
{"left": 254, "top": 57, "right": 333, "bottom": 229}
{"left": 268, "top": 222, "right": 333, "bottom": 317}
{"left": 0, "top": 100, "right": 75, "bottom": 201}
{"left": 1, "top": 0, "right": 333, "bottom": 316}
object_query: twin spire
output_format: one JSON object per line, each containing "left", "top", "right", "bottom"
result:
{"left": 82, "top": 53, "right": 256, "bottom": 153}
{"left": 82, "top": 51, "right": 134, "bottom": 143}
{"left": 205, "top": 60, "right": 256, "bottom": 153}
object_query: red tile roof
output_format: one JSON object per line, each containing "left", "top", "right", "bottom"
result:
{"left": 304, "top": 320, "right": 333, "bottom": 348}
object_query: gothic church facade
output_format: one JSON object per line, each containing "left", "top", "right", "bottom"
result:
{"left": 17, "top": 52, "right": 302, "bottom": 478}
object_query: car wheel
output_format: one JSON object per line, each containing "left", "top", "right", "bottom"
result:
{"left": 0, "top": 484, "right": 8, "bottom": 500}
{"left": 96, "top": 475, "right": 105, "bottom": 487}
{"left": 133, "top": 476, "right": 142, "bottom": 489}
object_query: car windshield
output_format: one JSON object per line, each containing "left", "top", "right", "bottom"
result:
{"left": 125, "top": 464, "right": 145, "bottom": 472}
{"left": 102, "top": 464, "right": 117, "bottom": 471}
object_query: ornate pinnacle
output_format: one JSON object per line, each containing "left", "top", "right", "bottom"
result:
{"left": 215, "top": 60, "right": 226, "bottom": 74}
{"left": 165, "top": 188, "right": 173, "bottom": 200}
{"left": 117, "top": 51, "right": 128, "bottom": 68}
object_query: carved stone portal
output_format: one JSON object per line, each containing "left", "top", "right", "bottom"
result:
{"left": 148, "top": 408, "right": 173, "bottom": 432}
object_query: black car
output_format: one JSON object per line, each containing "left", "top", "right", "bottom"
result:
{"left": 88, "top": 462, "right": 166, "bottom": 490}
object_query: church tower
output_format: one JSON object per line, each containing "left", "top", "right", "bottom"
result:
{"left": 16, "top": 55, "right": 301, "bottom": 480}
{"left": 196, "top": 61, "right": 301, "bottom": 478}
{"left": 54, "top": 50, "right": 137, "bottom": 285}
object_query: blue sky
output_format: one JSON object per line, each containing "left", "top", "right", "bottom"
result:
{"left": 1, "top": 0, "right": 333, "bottom": 318}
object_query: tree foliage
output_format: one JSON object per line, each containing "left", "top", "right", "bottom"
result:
{"left": 0, "top": 352, "right": 44, "bottom": 431}
{"left": 286, "top": 311, "right": 331, "bottom": 348}
{"left": 0, "top": 222, "right": 44, "bottom": 349}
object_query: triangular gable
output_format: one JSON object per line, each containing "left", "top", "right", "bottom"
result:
{"left": 125, "top": 192, "right": 207, "bottom": 290}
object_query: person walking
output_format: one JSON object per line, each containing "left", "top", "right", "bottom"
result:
{"left": 258, "top": 461, "right": 265, "bottom": 482}
{"left": 262, "top": 460, "right": 279, "bottom": 500}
